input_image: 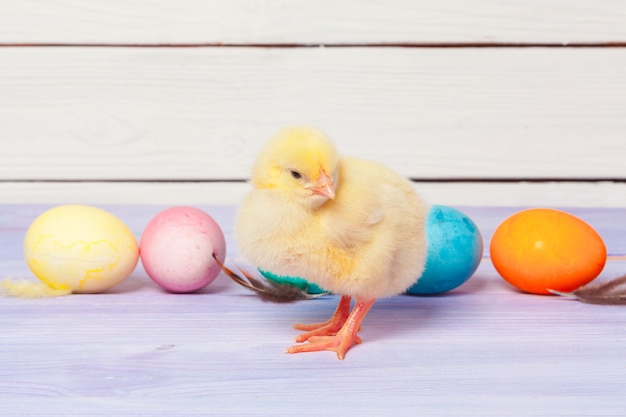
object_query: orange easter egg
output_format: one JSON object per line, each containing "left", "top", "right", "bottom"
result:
{"left": 490, "top": 208, "right": 606, "bottom": 295}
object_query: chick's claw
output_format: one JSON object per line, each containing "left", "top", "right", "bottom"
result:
{"left": 293, "top": 295, "right": 352, "bottom": 342}
{"left": 287, "top": 332, "right": 361, "bottom": 361}
{"left": 288, "top": 298, "right": 375, "bottom": 360}
{"left": 308, "top": 334, "right": 363, "bottom": 345}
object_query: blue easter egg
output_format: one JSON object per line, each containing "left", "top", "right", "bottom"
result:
{"left": 258, "top": 269, "right": 327, "bottom": 294}
{"left": 407, "top": 205, "right": 483, "bottom": 295}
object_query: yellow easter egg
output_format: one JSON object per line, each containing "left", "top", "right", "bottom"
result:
{"left": 23, "top": 205, "right": 139, "bottom": 293}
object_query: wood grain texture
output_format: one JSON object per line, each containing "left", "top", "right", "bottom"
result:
{"left": 0, "top": 0, "right": 625, "bottom": 44}
{"left": 1, "top": 47, "right": 625, "bottom": 181}
{"left": 1, "top": 205, "right": 625, "bottom": 416}
{"left": 3, "top": 181, "right": 626, "bottom": 207}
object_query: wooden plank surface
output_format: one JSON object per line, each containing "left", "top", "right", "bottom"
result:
{"left": 2, "top": 47, "right": 625, "bottom": 181}
{"left": 3, "top": 181, "right": 626, "bottom": 207}
{"left": 1, "top": 0, "right": 625, "bottom": 44}
{"left": 1, "top": 204, "right": 625, "bottom": 416}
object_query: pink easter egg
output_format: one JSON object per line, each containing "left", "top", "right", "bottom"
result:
{"left": 140, "top": 206, "right": 226, "bottom": 293}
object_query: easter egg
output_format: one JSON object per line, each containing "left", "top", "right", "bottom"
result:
{"left": 24, "top": 205, "right": 139, "bottom": 293}
{"left": 407, "top": 205, "right": 483, "bottom": 295}
{"left": 140, "top": 206, "right": 226, "bottom": 293}
{"left": 490, "top": 208, "right": 606, "bottom": 295}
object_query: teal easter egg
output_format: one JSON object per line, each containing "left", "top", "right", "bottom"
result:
{"left": 407, "top": 205, "right": 483, "bottom": 295}
{"left": 258, "top": 269, "right": 326, "bottom": 294}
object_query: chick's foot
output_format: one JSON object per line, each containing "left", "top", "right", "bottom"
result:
{"left": 288, "top": 298, "right": 375, "bottom": 360}
{"left": 293, "top": 295, "right": 352, "bottom": 342}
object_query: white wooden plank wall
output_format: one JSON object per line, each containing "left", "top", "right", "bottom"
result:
{"left": 1, "top": 1, "right": 625, "bottom": 206}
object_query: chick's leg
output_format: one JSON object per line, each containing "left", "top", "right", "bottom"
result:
{"left": 288, "top": 298, "right": 376, "bottom": 360}
{"left": 293, "top": 295, "right": 353, "bottom": 343}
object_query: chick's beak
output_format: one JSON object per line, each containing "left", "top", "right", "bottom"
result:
{"left": 310, "top": 171, "right": 335, "bottom": 199}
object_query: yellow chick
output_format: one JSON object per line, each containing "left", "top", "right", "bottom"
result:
{"left": 233, "top": 126, "right": 428, "bottom": 359}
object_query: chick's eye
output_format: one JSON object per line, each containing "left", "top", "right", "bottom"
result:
{"left": 290, "top": 170, "right": 302, "bottom": 180}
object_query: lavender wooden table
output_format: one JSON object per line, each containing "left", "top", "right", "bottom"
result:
{"left": 1, "top": 205, "right": 625, "bottom": 416}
